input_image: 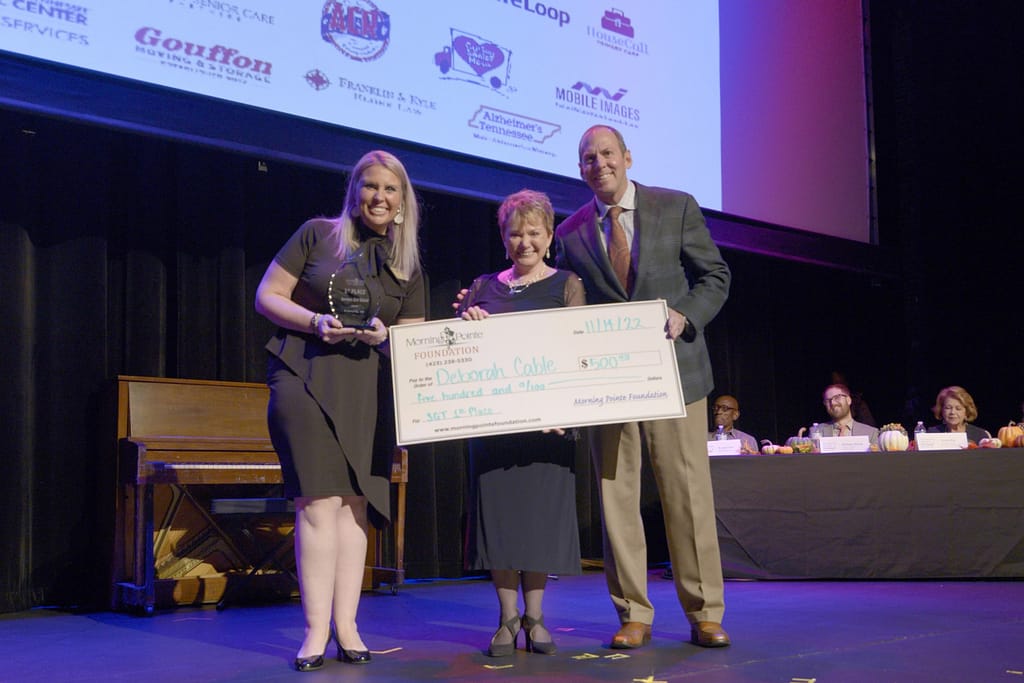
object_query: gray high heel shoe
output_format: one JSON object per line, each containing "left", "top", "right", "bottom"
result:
{"left": 522, "top": 614, "right": 556, "bottom": 655}
{"left": 487, "top": 613, "right": 522, "bottom": 657}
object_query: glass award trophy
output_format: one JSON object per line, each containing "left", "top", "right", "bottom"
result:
{"left": 328, "top": 258, "right": 375, "bottom": 329}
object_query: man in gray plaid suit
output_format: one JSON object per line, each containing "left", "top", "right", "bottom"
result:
{"left": 554, "top": 124, "right": 732, "bottom": 649}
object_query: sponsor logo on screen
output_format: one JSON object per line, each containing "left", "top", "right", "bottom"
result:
{"left": 495, "top": 0, "right": 570, "bottom": 28}
{"left": 301, "top": 67, "right": 438, "bottom": 118}
{"left": 166, "top": 1, "right": 276, "bottom": 26}
{"left": 1, "top": 0, "right": 89, "bottom": 44}
{"left": 321, "top": 0, "right": 390, "bottom": 62}
{"left": 304, "top": 68, "right": 330, "bottom": 91}
{"left": 434, "top": 29, "right": 512, "bottom": 94}
{"left": 589, "top": 8, "right": 648, "bottom": 57}
{"left": 554, "top": 81, "right": 640, "bottom": 127}
{"left": 133, "top": 26, "right": 272, "bottom": 84}
{"left": 468, "top": 106, "right": 560, "bottom": 155}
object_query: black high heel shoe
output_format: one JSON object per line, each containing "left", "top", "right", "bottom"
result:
{"left": 522, "top": 614, "right": 557, "bottom": 655}
{"left": 332, "top": 629, "right": 371, "bottom": 664}
{"left": 487, "top": 613, "right": 522, "bottom": 657}
{"left": 293, "top": 633, "right": 331, "bottom": 672}
{"left": 293, "top": 653, "right": 324, "bottom": 672}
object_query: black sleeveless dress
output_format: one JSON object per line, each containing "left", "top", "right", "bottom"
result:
{"left": 265, "top": 219, "right": 424, "bottom": 524}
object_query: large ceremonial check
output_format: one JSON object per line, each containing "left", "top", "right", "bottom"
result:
{"left": 389, "top": 300, "right": 686, "bottom": 445}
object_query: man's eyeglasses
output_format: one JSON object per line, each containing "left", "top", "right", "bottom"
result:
{"left": 712, "top": 405, "right": 737, "bottom": 413}
{"left": 824, "top": 394, "right": 850, "bottom": 405}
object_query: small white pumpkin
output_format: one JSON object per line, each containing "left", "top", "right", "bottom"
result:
{"left": 878, "top": 423, "right": 909, "bottom": 452}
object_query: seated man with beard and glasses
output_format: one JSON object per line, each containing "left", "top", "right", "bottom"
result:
{"left": 819, "top": 383, "right": 879, "bottom": 447}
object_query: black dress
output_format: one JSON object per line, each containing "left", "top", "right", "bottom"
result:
{"left": 264, "top": 219, "right": 424, "bottom": 523}
{"left": 926, "top": 423, "right": 991, "bottom": 443}
{"left": 462, "top": 270, "right": 582, "bottom": 575}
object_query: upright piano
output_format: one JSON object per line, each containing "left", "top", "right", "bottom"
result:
{"left": 113, "top": 375, "right": 406, "bottom": 614}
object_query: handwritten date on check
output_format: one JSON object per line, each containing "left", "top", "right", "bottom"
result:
{"left": 389, "top": 300, "right": 686, "bottom": 445}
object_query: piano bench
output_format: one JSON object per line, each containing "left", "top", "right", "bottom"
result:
{"left": 211, "top": 497, "right": 294, "bottom": 515}
{"left": 210, "top": 497, "right": 297, "bottom": 610}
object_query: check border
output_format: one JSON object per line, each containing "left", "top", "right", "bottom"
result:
{"left": 389, "top": 300, "right": 686, "bottom": 445}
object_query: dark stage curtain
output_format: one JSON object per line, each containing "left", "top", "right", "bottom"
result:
{"left": 0, "top": 113, "right": 491, "bottom": 614}
{"left": 1, "top": 106, "right": 916, "bottom": 612}
{"left": 0, "top": 108, "right": 581, "bottom": 612}
{"left": 4, "top": 0, "right": 1022, "bottom": 614}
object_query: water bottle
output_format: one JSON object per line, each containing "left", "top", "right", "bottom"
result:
{"left": 914, "top": 421, "right": 926, "bottom": 446}
{"left": 715, "top": 424, "right": 727, "bottom": 441}
{"left": 809, "top": 422, "right": 822, "bottom": 452}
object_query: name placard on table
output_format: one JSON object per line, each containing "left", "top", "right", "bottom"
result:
{"left": 915, "top": 432, "right": 968, "bottom": 451}
{"left": 389, "top": 300, "right": 686, "bottom": 445}
{"left": 707, "top": 439, "right": 743, "bottom": 456}
{"left": 817, "top": 435, "right": 872, "bottom": 453}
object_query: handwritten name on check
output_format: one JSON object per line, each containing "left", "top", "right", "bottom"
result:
{"left": 389, "top": 300, "right": 686, "bottom": 445}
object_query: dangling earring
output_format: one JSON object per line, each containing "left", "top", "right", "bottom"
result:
{"left": 545, "top": 247, "right": 551, "bottom": 259}
{"left": 393, "top": 206, "right": 404, "bottom": 225}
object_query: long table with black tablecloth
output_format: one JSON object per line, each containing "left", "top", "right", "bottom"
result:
{"left": 710, "top": 449, "right": 1024, "bottom": 579}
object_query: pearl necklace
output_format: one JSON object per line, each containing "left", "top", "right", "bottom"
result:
{"left": 504, "top": 267, "right": 549, "bottom": 294}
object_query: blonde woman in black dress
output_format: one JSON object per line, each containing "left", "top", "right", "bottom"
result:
{"left": 255, "top": 151, "right": 425, "bottom": 671}
{"left": 459, "top": 189, "right": 585, "bottom": 656}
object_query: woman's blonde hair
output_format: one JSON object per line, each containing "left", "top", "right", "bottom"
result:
{"left": 331, "top": 150, "right": 421, "bottom": 279}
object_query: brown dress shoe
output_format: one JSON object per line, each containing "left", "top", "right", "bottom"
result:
{"left": 611, "top": 621, "right": 652, "bottom": 649}
{"left": 690, "top": 621, "right": 730, "bottom": 647}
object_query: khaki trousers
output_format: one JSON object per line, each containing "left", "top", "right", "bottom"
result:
{"left": 590, "top": 397, "right": 725, "bottom": 626}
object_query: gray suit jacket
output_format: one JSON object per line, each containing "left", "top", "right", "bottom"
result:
{"left": 554, "top": 183, "right": 730, "bottom": 402}
{"left": 820, "top": 420, "right": 880, "bottom": 446}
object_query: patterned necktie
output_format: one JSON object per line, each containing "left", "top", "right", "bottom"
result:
{"left": 606, "top": 205, "right": 631, "bottom": 292}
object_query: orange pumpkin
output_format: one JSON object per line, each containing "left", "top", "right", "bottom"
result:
{"left": 1015, "top": 433, "right": 1024, "bottom": 448}
{"left": 997, "top": 422, "right": 1023, "bottom": 448}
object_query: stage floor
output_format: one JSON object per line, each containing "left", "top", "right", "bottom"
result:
{"left": 2, "top": 570, "right": 1022, "bottom": 682}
